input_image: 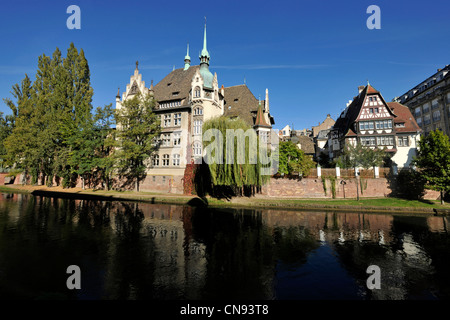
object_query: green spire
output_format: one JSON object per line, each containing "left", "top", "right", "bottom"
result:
{"left": 200, "top": 20, "right": 210, "bottom": 62}
{"left": 184, "top": 42, "right": 190, "bottom": 70}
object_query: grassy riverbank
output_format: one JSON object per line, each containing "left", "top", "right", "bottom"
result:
{"left": 0, "top": 184, "right": 448, "bottom": 214}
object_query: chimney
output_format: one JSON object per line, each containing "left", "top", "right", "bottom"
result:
{"left": 358, "top": 86, "right": 365, "bottom": 94}
{"left": 265, "top": 88, "right": 269, "bottom": 113}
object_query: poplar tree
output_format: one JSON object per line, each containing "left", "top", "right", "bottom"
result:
{"left": 3, "top": 74, "right": 37, "bottom": 180}
{"left": 115, "top": 92, "right": 160, "bottom": 192}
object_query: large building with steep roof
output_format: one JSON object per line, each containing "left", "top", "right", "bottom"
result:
{"left": 115, "top": 23, "right": 274, "bottom": 193}
{"left": 330, "top": 84, "right": 421, "bottom": 169}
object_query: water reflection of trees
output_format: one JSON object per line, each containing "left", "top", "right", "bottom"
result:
{"left": 1, "top": 193, "right": 450, "bottom": 300}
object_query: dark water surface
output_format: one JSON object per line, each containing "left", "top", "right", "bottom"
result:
{"left": 0, "top": 192, "right": 449, "bottom": 300}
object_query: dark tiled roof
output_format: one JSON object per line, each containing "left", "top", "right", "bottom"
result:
{"left": 296, "top": 135, "right": 315, "bottom": 154}
{"left": 387, "top": 102, "right": 422, "bottom": 133}
{"left": 223, "top": 84, "right": 261, "bottom": 126}
{"left": 153, "top": 66, "right": 200, "bottom": 103}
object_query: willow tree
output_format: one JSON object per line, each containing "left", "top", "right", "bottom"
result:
{"left": 202, "top": 116, "right": 270, "bottom": 196}
{"left": 114, "top": 92, "right": 160, "bottom": 192}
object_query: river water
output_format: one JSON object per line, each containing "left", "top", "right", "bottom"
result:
{"left": 0, "top": 192, "right": 449, "bottom": 300}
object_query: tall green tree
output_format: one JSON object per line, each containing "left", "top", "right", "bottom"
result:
{"left": 413, "top": 130, "right": 450, "bottom": 205}
{"left": 277, "top": 140, "right": 315, "bottom": 176}
{"left": 3, "top": 74, "right": 37, "bottom": 180}
{"left": 115, "top": 93, "right": 160, "bottom": 192}
{"left": 0, "top": 112, "right": 14, "bottom": 171}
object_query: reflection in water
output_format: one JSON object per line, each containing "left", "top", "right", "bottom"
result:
{"left": 0, "top": 193, "right": 449, "bottom": 300}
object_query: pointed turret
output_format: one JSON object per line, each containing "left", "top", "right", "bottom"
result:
{"left": 254, "top": 100, "right": 270, "bottom": 128}
{"left": 184, "top": 43, "right": 191, "bottom": 70}
{"left": 199, "top": 21, "right": 210, "bottom": 65}
{"left": 199, "top": 20, "right": 213, "bottom": 89}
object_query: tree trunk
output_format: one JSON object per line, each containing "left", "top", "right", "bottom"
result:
{"left": 135, "top": 179, "right": 139, "bottom": 192}
{"left": 81, "top": 176, "right": 85, "bottom": 190}
{"left": 441, "top": 191, "right": 445, "bottom": 205}
{"left": 356, "top": 175, "right": 360, "bottom": 201}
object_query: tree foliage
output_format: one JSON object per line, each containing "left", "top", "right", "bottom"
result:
{"left": 334, "top": 143, "right": 387, "bottom": 169}
{"left": 413, "top": 130, "right": 450, "bottom": 204}
{"left": 114, "top": 92, "right": 160, "bottom": 191}
{"left": 277, "top": 140, "right": 315, "bottom": 176}
{"left": 2, "top": 43, "right": 114, "bottom": 188}
{"left": 202, "top": 116, "right": 270, "bottom": 189}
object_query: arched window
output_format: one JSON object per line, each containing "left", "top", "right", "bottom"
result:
{"left": 194, "top": 87, "right": 201, "bottom": 98}
{"left": 194, "top": 107, "right": 203, "bottom": 115}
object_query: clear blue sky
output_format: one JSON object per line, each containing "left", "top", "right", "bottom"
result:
{"left": 1, "top": 0, "right": 449, "bottom": 130}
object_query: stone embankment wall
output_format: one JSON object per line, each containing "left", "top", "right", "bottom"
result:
{"left": 1, "top": 172, "right": 440, "bottom": 200}
{"left": 261, "top": 177, "right": 440, "bottom": 200}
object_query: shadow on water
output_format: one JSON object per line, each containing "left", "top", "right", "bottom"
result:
{"left": 0, "top": 192, "right": 450, "bottom": 300}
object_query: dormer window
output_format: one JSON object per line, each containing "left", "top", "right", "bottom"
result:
{"left": 173, "top": 92, "right": 179, "bottom": 96}
{"left": 167, "top": 83, "right": 172, "bottom": 87}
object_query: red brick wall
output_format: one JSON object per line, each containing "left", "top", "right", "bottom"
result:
{"left": 261, "top": 177, "right": 441, "bottom": 200}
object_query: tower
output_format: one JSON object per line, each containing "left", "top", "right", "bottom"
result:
{"left": 199, "top": 21, "right": 213, "bottom": 89}
{"left": 184, "top": 43, "right": 191, "bottom": 71}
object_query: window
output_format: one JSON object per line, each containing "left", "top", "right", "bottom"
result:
{"left": 193, "top": 142, "right": 202, "bottom": 156}
{"left": 432, "top": 99, "right": 439, "bottom": 110}
{"left": 173, "top": 132, "right": 181, "bottom": 146}
{"left": 359, "top": 121, "right": 374, "bottom": 131}
{"left": 414, "top": 107, "right": 421, "bottom": 117}
{"left": 162, "top": 133, "right": 171, "bottom": 146}
{"left": 194, "top": 107, "right": 203, "bottom": 115}
{"left": 152, "top": 154, "right": 159, "bottom": 167}
{"left": 152, "top": 176, "right": 156, "bottom": 182}
{"left": 259, "top": 131, "right": 269, "bottom": 143}
{"left": 369, "top": 108, "right": 374, "bottom": 113}
{"left": 369, "top": 97, "right": 373, "bottom": 102}
{"left": 173, "top": 154, "right": 180, "bottom": 166}
{"left": 164, "top": 114, "right": 171, "bottom": 127}
{"left": 174, "top": 113, "right": 181, "bottom": 126}
{"left": 375, "top": 107, "right": 379, "bottom": 113}
{"left": 360, "top": 136, "right": 375, "bottom": 146}
{"left": 424, "top": 114, "right": 431, "bottom": 125}
{"left": 432, "top": 110, "right": 441, "bottom": 122}
{"left": 423, "top": 103, "right": 430, "bottom": 114}
{"left": 194, "top": 87, "right": 201, "bottom": 98}
{"left": 194, "top": 120, "right": 203, "bottom": 135}
{"left": 416, "top": 117, "right": 422, "bottom": 127}
{"left": 162, "top": 154, "right": 170, "bottom": 167}
{"left": 376, "top": 136, "right": 394, "bottom": 146}
{"left": 398, "top": 136, "right": 409, "bottom": 147}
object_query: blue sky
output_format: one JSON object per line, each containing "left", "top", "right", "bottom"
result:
{"left": 0, "top": 0, "right": 449, "bottom": 130}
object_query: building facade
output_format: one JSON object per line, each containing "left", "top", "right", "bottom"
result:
{"left": 330, "top": 84, "right": 421, "bottom": 169}
{"left": 115, "top": 24, "right": 274, "bottom": 192}
{"left": 394, "top": 65, "right": 450, "bottom": 137}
